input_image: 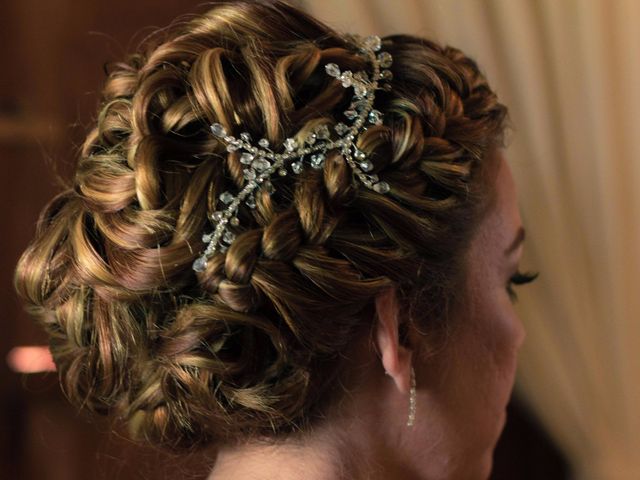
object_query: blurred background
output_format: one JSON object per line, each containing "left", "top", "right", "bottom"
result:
{"left": 2, "top": 0, "right": 636, "bottom": 478}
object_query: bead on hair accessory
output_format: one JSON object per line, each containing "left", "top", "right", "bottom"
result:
{"left": 193, "top": 34, "right": 393, "bottom": 273}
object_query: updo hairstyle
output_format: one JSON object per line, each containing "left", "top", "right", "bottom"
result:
{"left": 15, "top": 0, "right": 508, "bottom": 451}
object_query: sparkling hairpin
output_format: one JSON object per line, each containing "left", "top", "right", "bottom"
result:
{"left": 193, "top": 35, "right": 393, "bottom": 272}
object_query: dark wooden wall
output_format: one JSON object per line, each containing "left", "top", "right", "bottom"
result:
{"left": 0, "top": 1, "right": 570, "bottom": 478}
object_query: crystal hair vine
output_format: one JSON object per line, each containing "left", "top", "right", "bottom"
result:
{"left": 193, "top": 34, "right": 393, "bottom": 273}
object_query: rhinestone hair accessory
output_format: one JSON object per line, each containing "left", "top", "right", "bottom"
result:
{"left": 193, "top": 35, "right": 393, "bottom": 273}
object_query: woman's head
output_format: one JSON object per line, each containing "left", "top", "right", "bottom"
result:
{"left": 14, "top": 0, "right": 509, "bottom": 459}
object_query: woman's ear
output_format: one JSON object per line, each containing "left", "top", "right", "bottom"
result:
{"left": 373, "top": 287, "right": 413, "bottom": 394}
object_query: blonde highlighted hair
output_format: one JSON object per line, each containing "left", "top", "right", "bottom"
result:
{"left": 15, "top": 0, "right": 507, "bottom": 450}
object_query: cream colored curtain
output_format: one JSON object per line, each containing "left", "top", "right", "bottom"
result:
{"left": 300, "top": 1, "right": 640, "bottom": 478}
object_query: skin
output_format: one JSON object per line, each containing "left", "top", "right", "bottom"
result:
{"left": 209, "top": 150, "right": 527, "bottom": 480}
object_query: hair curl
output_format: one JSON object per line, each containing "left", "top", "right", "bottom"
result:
{"left": 15, "top": 0, "right": 507, "bottom": 451}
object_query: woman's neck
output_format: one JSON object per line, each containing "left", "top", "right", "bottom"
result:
{"left": 207, "top": 417, "right": 404, "bottom": 480}
{"left": 209, "top": 439, "right": 349, "bottom": 480}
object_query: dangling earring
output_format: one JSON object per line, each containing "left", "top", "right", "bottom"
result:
{"left": 407, "top": 366, "right": 416, "bottom": 427}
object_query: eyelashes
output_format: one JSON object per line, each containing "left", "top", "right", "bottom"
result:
{"left": 507, "top": 270, "right": 539, "bottom": 302}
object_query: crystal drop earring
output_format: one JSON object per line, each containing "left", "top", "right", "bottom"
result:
{"left": 407, "top": 366, "right": 416, "bottom": 427}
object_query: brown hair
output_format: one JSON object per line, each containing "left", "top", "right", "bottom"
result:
{"left": 14, "top": 0, "right": 507, "bottom": 451}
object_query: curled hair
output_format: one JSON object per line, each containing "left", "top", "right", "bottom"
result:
{"left": 15, "top": 0, "right": 507, "bottom": 451}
